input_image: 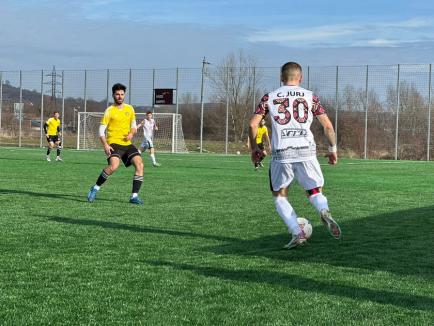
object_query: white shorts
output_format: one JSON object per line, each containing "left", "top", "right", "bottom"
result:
{"left": 269, "top": 158, "right": 324, "bottom": 192}
{"left": 140, "top": 138, "right": 154, "bottom": 150}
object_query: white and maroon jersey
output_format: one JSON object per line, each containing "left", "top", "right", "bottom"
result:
{"left": 142, "top": 118, "right": 156, "bottom": 140}
{"left": 255, "top": 85, "right": 326, "bottom": 163}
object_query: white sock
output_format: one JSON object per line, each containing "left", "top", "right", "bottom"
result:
{"left": 131, "top": 193, "right": 138, "bottom": 198}
{"left": 93, "top": 185, "right": 100, "bottom": 191}
{"left": 274, "top": 196, "right": 301, "bottom": 236}
{"left": 150, "top": 154, "right": 156, "bottom": 164}
{"left": 309, "top": 193, "right": 329, "bottom": 213}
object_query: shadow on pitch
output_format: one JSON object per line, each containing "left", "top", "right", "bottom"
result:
{"left": 203, "top": 205, "right": 434, "bottom": 280}
{"left": 45, "top": 215, "right": 239, "bottom": 243}
{"left": 0, "top": 188, "right": 110, "bottom": 203}
{"left": 42, "top": 205, "right": 434, "bottom": 280}
{"left": 146, "top": 260, "right": 434, "bottom": 312}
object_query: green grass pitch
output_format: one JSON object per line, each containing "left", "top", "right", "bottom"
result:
{"left": 0, "top": 148, "right": 433, "bottom": 324}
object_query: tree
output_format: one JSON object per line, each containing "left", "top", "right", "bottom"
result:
{"left": 208, "top": 50, "right": 261, "bottom": 142}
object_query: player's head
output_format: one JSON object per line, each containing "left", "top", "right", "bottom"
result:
{"left": 112, "top": 83, "right": 126, "bottom": 105}
{"left": 53, "top": 111, "right": 60, "bottom": 119}
{"left": 146, "top": 111, "right": 153, "bottom": 120}
{"left": 281, "top": 62, "right": 303, "bottom": 85}
{"left": 260, "top": 118, "right": 265, "bottom": 126}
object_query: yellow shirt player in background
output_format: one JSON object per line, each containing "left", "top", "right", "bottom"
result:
{"left": 44, "top": 111, "right": 63, "bottom": 162}
{"left": 248, "top": 118, "right": 271, "bottom": 170}
{"left": 87, "top": 83, "right": 145, "bottom": 205}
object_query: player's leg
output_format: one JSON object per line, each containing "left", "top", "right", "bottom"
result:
{"left": 295, "top": 159, "right": 341, "bottom": 239}
{"left": 87, "top": 152, "right": 121, "bottom": 202}
{"left": 125, "top": 146, "right": 144, "bottom": 204}
{"left": 259, "top": 149, "right": 267, "bottom": 167}
{"left": 269, "top": 161, "right": 305, "bottom": 249}
{"left": 148, "top": 140, "right": 160, "bottom": 167}
{"left": 55, "top": 139, "right": 63, "bottom": 161}
{"left": 46, "top": 139, "right": 54, "bottom": 161}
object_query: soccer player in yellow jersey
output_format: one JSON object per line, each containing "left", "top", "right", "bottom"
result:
{"left": 87, "top": 83, "right": 144, "bottom": 205}
{"left": 249, "top": 119, "right": 271, "bottom": 170}
{"left": 44, "top": 111, "right": 63, "bottom": 162}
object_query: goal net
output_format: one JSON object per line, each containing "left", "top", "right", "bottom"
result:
{"left": 77, "top": 112, "right": 188, "bottom": 153}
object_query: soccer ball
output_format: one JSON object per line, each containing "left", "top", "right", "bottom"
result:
{"left": 236, "top": 150, "right": 240, "bottom": 155}
{"left": 297, "top": 217, "right": 313, "bottom": 239}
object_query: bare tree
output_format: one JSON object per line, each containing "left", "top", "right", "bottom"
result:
{"left": 208, "top": 50, "right": 261, "bottom": 142}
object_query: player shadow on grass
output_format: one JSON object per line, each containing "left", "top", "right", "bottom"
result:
{"left": 145, "top": 260, "right": 434, "bottom": 312}
{"left": 0, "top": 188, "right": 111, "bottom": 202}
{"left": 203, "top": 205, "right": 434, "bottom": 280}
{"left": 44, "top": 216, "right": 239, "bottom": 243}
{"left": 44, "top": 205, "right": 434, "bottom": 280}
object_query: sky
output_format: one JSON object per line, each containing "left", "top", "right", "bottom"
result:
{"left": 1, "top": 0, "right": 434, "bottom": 70}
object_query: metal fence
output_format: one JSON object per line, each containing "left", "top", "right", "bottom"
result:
{"left": 0, "top": 64, "right": 433, "bottom": 160}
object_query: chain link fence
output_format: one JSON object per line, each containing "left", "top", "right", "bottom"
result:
{"left": 0, "top": 64, "right": 433, "bottom": 160}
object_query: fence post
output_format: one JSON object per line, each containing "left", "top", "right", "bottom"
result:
{"left": 19, "top": 70, "right": 22, "bottom": 147}
{"left": 335, "top": 65, "right": 339, "bottom": 147}
{"left": 61, "top": 70, "right": 65, "bottom": 147}
{"left": 199, "top": 58, "right": 206, "bottom": 153}
{"left": 40, "top": 70, "right": 44, "bottom": 147}
{"left": 307, "top": 66, "right": 310, "bottom": 89}
{"left": 364, "top": 65, "right": 369, "bottom": 159}
{"left": 106, "top": 69, "right": 110, "bottom": 108}
{"left": 394, "top": 64, "right": 400, "bottom": 160}
{"left": 175, "top": 67, "right": 179, "bottom": 153}
{"left": 0, "top": 72, "right": 3, "bottom": 131}
{"left": 129, "top": 68, "right": 132, "bottom": 104}
{"left": 83, "top": 69, "right": 87, "bottom": 149}
{"left": 428, "top": 64, "right": 432, "bottom": 161}
{"left": 152, "top": 69, "right": 155, "bottom": 112}
{"left": 225, "top": 67, "right": 230, "bottom": 155}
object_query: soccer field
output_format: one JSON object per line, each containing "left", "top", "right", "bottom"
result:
{"left": 0, "top": 148, "right": 433, "bottom": 324}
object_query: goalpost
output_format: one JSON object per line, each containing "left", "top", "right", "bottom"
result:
{"left": 77, "top": 112, "right": 188, "bottom": 153}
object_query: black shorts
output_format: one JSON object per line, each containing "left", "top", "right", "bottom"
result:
{"left": 107, "top": 143, "right": 141, "bottom": 167}
{"left": 47, "top": 135, "right": 59, "bottom": 143}
{"left": 257, "top": 142, "right": 265, "bottom": 151}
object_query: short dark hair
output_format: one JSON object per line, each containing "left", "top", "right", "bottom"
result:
{"left": 281, "top": 62, "right": 302, "bottom": 82}
{"left": 112, "top": 83, "right": 126, "bottom": 93}
{"left": 53, "top": 111, "right": 59, "bottom": 115}
{"left": 146, "top": 111, "right": 153, "bottom": 115}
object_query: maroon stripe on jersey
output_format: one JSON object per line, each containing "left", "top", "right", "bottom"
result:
{"left": 312, "top": 94, "right": 326, "bottom": 116}
{"left": 254, "top": 94, "right": 269, "bottom": 116}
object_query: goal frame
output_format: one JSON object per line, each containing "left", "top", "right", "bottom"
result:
{"left": 76, "top": 111, "right": 187, "bottom": 153}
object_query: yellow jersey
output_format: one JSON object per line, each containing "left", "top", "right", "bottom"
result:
{"left": 45, "top": 117, "right": 61, "bottom": 136}
{"left": 256, "top": 125, "right": 268, "bottom": 144}
{"left": 101, "top": 104, "right": 136, "bottom": 146}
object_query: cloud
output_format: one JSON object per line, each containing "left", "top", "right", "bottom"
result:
{"left": 246, "top": 17, "right": 434, "bottom": 48}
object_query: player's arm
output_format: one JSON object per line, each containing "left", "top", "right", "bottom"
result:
{"left": 312, "top": 94, "right": 337, "bottom": 165}
{"left": 249, "top": 114, "right": 263, "bottom": 163}
{"left": 57, "top": 125, "right": 61, "bottom": 137}
{"left": 98, "top": 124, "right": 112, "bottom": 156}
{"left": 99, "top": 110, "right": 113, "bottom": 156}
{"left": 317, "top": 114, "right": 337, "bottom": 165}
{"left": 265, "top": 128, "right": 271, "bottom": 151}
{"left": 125, "top": 109, "right": 137, "bottom": 141}
{"left": 137, "top": 119, "right": 145, "bottom": 129}
{"left": 43, "top": 122, "right": 48, "bottom": 137}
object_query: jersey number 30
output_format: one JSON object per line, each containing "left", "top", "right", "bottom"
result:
{"left": 272, "top": 98, "right": 309, "bottom": 125}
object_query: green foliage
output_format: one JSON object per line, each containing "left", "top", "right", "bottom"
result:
{"left": 0, "top": 148, "right": 433, "bottom": 324}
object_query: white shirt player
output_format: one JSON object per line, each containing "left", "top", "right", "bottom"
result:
{"left": 255, "top": 85, "right": 326, "bottom": 163}
{"left": 142, "top": 118, "right": 157, "bottom": 140}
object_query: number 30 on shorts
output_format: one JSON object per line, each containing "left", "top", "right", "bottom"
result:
{"left": 272, "top": 97, "right": 309, "bottom": 125}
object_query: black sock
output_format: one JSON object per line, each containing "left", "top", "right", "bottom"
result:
{"left": 132, "top": 175, "right": 143, "bottom": 194}
{"left": 47, "top": 148, "right": 51, "bottom": 155}
{"left": 57, "top": 148, "right": 61, "bottom": 156}
{"left": 96, "top": 169, "right": 109, "bottom": 186}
